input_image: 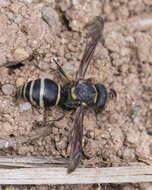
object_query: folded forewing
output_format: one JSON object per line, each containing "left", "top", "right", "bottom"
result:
{"left": 68, "top": 105, "right": 86, "bottom": 173}
{"left": 75, "top": 16, "right": 104, "bottom": 80}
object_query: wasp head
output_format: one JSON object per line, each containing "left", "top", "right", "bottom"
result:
{"left": 95, "top": 84, "right": 108, "bottom": 110}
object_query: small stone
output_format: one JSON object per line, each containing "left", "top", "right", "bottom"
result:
{"left": 105, "top": 32, "right": 126, "bottom": 53}
{"left": 120, "top": 185, "right": 134, "bottom": 190}
{"left": 38, "top": 61, "right": 50, "bottom": 71}
{"left": 72, "top": 0, "right": 78, "bottom": 5}
{"left": 139, "top": 182, "right": 152, "bottom": 190}
{"left": 104, "top": 3, "right": 112, "bottom": 15}
{"left": 0, "top": 0, "right": 9, "bottom": 7}
{"left": 24, "top": 0, "right": 41, "bottom": 2}
{"left": 126, "top": 128, "right": 140, "bottom": 144}
{"left": 145, "top": 186, "right": 152, "bottom": 190}
{"left": 14, "top": 48, "right": 29, "bottom": 62}
{"left": 52, "top": 127, "right": 59, "bottom": 135}
{"left": 64, "top": 53, "right": 71, "bottom": 60}
{"left": 21, "top": 102, "right": 32, "bottom": 111}
{"left": 63, "top": 63, "right": 75, "bottom": 76}
{"left": 46, "top": 0, "right": 55, "bottom": 3}
{"left": 3, "top": 114, "right": 15, "bottom": 125}
{"left": 131, "top": 105, "right": 142, "bottom": 121}
{"left": 84, "top": 140, "right": 99, "bottom": 158}
{"left": 143, "top": 0, "right": 152, "bottom": 6}
{"left": 123, "top": 148, "right": 136, "bottom": 161}
{"left": 2, "top": 84, "right": 15, "bottom": 95}
{"left": 118, "top": 6, "right": 129, "bottom": 19}
{"left": 134, "top": 105, "right": 142, "bottom": 112}
{"left": 133, "top": 117, "right": 140, "bottom": 124}
{"left": 120, "top": 47, "right": 131, "bottom": 57}
{"left": 149, "top": 104, "right": 152, "bottom": 110}
{"left": 56, "top": 140, "right": 66, "bottom": 150}
{"left": 135, "top": 32, "right": 152, "bottom": 62}
{"left": 86, "top": 130, "right": 95, "bottom": 139}
{"left": 24, "top": 0, "right": 33, "bottom": 2}
{"left": 16, "top": 78, "right": 26, "bottom": 87}
{"left": 59, "top": 0, "right": 71, "bottom": 11}
{"left": 41, "top": 7, "right": 61, "bottom": 33}
{"left": 13, "top": 15, "right": 22, "bottom": 24}
{"left": 0, "top": 36, "right": 7, "bottom": 44}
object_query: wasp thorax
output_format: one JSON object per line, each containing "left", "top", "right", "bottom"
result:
{"left": 71, "top": 81, "right": 97, "bottom": 106}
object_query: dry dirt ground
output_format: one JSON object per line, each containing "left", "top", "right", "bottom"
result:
{"left": 0, "top": 0, "right": 152, "bottom": 190}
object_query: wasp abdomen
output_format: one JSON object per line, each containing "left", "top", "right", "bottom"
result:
{"left": 18, "top": 78, "right": 61, "bottom": 108}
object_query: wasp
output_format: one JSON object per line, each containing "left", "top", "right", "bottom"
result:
{"left": 4, "top": 17, "right": 116, "bottom": 173}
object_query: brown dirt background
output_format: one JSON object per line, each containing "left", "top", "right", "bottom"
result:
{"left": 0, "top": 0, "right": 152, "bottom": 189}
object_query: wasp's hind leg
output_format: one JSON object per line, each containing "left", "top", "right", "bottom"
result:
{"left": 43, "top": 109, "right": 49, "bottom": 126}
{"left": 30, "top": 108, "right": 49, "bottom": 129}
{"left": 46, "top": 113, "right": 65, "bottom": 124}
{"left": 94, "top": 109, "right": 103, "bottom": 129}
{"left": 46, "top": 110, "right": 74, "bottom": 125}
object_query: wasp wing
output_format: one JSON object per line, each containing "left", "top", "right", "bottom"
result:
{"left": 67, "top": 105, "right": 86, "bottom": 173}
{"left": 75, "top": 16, "right": 104, "bottom": 80}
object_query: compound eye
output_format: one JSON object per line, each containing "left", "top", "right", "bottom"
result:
{"left": 95, "top": 84, "right": 107, "bottom": 110}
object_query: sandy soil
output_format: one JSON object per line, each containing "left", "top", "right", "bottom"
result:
{"left": 0, "top": 0, "right": 152, "bottom": 189}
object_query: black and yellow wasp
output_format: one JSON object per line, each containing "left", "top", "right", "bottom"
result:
{"left": 2, "top": 17, "right": 116, "bottom": 173}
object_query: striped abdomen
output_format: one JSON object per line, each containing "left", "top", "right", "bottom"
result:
{"left": 18, "top": 78, "right": 61, "bottom": 108}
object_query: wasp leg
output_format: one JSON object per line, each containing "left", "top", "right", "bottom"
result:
{"left": 52, "top": 58, "right": 72, "bottom": 82}
{"left": 43, "top": 109, "right": 49, "bottom": 126}
{"left": 46, "top": 110, "right": 74, "bottom": 124}
{"left": 46, "top": 113, "right": 65, "bottom": 123}
{"left": 95, "top": 110, "right": 103, "bottom": 129}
